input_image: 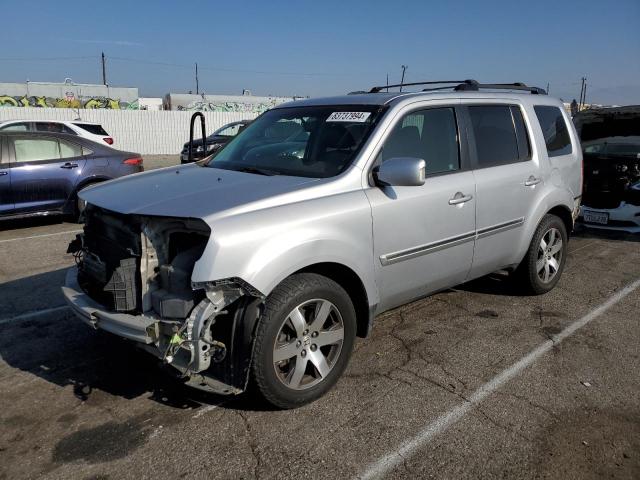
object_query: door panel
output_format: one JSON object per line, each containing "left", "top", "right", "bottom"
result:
{"left": 470, "top": 162, "right": 539, "bottom": 277}
{"left": 367, "top": 172, "right": 476, "bottom": 310}
{"left": 365, "top": 105, "right": 475, "bottom": 311}
{"left": 0, "top": 138, "right": 13, "bottom": 214}
{"left": 9, "top": 136, "right": 86, "bottom": 214}
{"left": 464, "top": 104, "right": 543, "bottom": 278}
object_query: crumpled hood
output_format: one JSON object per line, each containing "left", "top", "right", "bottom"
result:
{"left": 80, "top": 164, "right": 319, "bottom": 220}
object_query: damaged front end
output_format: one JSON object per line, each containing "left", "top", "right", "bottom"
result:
{"left": 65, "top": 204, "right": 263, "bottom": 395}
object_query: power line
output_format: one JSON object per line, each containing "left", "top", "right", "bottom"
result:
{"left": 0, "top": 56, "right": 95, "bottom": 61}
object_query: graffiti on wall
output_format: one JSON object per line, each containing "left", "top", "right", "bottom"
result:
{"left": 0, "top": 93, "right": 139, "bottom": 109}
{"left": 177, "top": 100, "right": 279, "bottom": 114}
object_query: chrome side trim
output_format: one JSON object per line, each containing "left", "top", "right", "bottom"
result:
{"left": 379, "top": 217, "right": 525, "bottom": 266}
{"left": 476, "top": 217, "right": 525, "bottom": 239}
{"left": 380, "top": 231, "right": 476, "bottom": 266}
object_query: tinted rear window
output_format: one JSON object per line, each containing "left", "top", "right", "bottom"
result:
{"left": 73, "top": 123, "right": 109, "bottom": 136}
{"left": 534, "top": 106, "right": 572, "bottom": 157}
{"left": 468, "top": 105, "right": 521, "bottom": 168}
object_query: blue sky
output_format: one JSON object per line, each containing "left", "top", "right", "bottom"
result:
{"left": 1, "top": 0, "right": 638, "bottom": 104}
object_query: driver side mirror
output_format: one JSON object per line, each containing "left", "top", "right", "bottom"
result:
{"left": 373, "top": 157, "right": 426, "bottom": 187}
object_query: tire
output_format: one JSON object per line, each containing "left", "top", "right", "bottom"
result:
{"left": 516, "top": 214, "right": 568, "bottom": 295}
{"left": 251, "top": 273, "right": 356, "bottom": 409}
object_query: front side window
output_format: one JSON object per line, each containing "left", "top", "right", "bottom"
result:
{"left": 534, "top": 105, "right": 572, "bottom": 157}
{"left": 206, "top": 106, "right": 380, "bottom": 178}
{"left": 0, "top": 122, "right": 30, "bottom": 132}
{"left": 380, "top": 107, "right": 460, "bottom": 175}
{"left": 468, "top": 105, "right": 523, "bottom": 168}
{"left": 13, "top": 138, "right": 60, "bottom": 162}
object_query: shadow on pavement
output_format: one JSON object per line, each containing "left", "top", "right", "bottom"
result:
{"left": 0, "top": 215, "right": 73, "bottom": 232}
{"left": 0, "top": 267, "right": 274, "bottom": 414}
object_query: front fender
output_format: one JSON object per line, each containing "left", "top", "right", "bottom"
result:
{"left": 192, "top": 190, "right": 378, "bottom": 307}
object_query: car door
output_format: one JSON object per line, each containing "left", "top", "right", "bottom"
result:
{"left": 462, "top": 103, "right": 542, "bottom": 278}
{"left": 365, "top": 105, "right": 476, "bottom": 311}
{"left": 0, "top": 136, "right": 13, "bottom": 214}
{"left": 9, "top": 134, "right": 87, "bottom": 214}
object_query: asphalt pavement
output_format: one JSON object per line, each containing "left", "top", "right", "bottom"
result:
{"left": 0, "top": 170, "right": 638, "bottom": 479}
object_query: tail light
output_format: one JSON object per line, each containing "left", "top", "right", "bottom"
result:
{"left": 103, "top": 137, "right": 114, "bottom": 145}
{"left": 123, "top": 156, "right": 143, "bottom": 166}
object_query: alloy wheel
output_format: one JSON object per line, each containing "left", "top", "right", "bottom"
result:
{"left": 537, "top": 227, "right": 563, "bottom": 283}
{"left": 272, "top": 299, "right": 344, "bottom": 390}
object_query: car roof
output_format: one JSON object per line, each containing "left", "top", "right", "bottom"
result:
{"left": 0, "top": 119, "right": 101, "bottom": 125}
{"left": 275, "top": 90, "right": 564, "bottom": 109}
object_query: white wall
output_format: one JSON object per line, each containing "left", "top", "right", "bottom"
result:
{"left": 0, "top": 107, "right": 259, "bottom": 154}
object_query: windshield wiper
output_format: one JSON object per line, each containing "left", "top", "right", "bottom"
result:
{"left": 233, "top": 166, "right": 279, "bottom": 176}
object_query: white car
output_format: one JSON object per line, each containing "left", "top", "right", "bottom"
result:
{"left": 0, "top": 120, "right": 114, "bottom": 146}
{"left": 573, "top": 106, "right": 640, "bottom": 233}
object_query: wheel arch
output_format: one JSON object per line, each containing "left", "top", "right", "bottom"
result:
{"left": 546, "top": 204, "right": 574, "bottom": 236}
{"left": 294, "top": 262, "right": 372, "bottom": 338}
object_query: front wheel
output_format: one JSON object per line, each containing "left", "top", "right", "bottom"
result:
{"left": 251, "top": 273, "right": 356, "bottom": 409}
{"left": 516, "top": 214, "right": 568, "bottom": 295}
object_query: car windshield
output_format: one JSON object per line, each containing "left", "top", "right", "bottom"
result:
{"left": 583, "top": 136, "right": 640, "bottom": 157}
{"left": 211, "top": 123, "right": 244, "bottom": 138}
{"left": 205, "top": 106, "right": 381, "bottom": 177}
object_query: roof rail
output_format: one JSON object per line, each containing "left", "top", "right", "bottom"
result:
{"left": 367, "top": 79, "right": 547, "bottom": 95}
{"left": 369, "top": 80, "right": 475, "bottom": 93}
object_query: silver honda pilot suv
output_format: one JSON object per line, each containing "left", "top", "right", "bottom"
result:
{"left": 64, "top": 81, "right": 582, "bottom": 409}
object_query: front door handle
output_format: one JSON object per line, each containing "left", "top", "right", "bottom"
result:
{"left": 0, "top": 171, "right": 8, "bottom": 176}
{"left": 61, "top": 163, "right": 78, "bottom": 169}
{"left": 449, "top": 192, "right": 473, "bottom": 205}
{"left": 524, "top": 175, "right": 542, "bottom": 187}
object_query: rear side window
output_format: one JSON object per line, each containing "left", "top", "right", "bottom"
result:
{"left": 35, "top": 122, "right": 75, "bottom": 135}
{"left": 59, "top": 139, "right": 82, "bottom": 158}
{"left": 468, "top": 105, "right": 524, "bottom": 168}
{"left": 534, "top": 106, "right": 572, "bottom": 157}
{"left": 73, "top": 123, "right": 108, "bottom": 136}
{"left": 381, "top": 107, "right": 460, "bottom": 175}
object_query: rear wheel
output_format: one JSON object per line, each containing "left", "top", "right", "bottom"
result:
{"left": 251, "top": 273, "right": 356, "bottom": 409}
{"left": 516, "top": 214, "right": 568, "bottom": 294}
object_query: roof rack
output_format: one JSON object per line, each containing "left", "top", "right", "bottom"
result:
{"left": 366, "top": 79, "right": 547, "bottom": 95}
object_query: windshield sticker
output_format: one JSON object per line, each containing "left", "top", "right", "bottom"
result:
{"left": 327, "top": 111, "right": 371, "bottom": 122}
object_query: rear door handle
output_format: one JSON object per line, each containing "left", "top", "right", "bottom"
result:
{"left": 61, "top": 163, "right": 78, "bottom": 169}
{"left": 524, "top": 176, "right": 542, "bottom": 186}
{"left": 0, "top": 171, "right": 8, "bottom": 176}
{"left": 449, "top": 192, "right": 473, "bottom": 205}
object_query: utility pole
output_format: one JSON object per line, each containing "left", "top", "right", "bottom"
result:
{"left": 101, "top": 52, "right": 107, "bottom": 86}
{"left": 386, "top": 73, "right": 389, "bottom": 92}
{"left": 582, "top": 79, "right": 587, "bottom": 108}
{"left": 579, "top": 77, "right": 586, "bottom": 109}
{"left": 546, "top": 82, "right": 550, "bottom": 94}
{"left": 195, "top": 63, "right": 199, "bottom": 95}
{"left": 399, "top": 65, "right": 408, "bottom": 92}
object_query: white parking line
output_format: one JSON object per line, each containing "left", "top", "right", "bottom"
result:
{"left": 0, "top": 305, "right": 69, "bottom": 326}
{"left": 358, "top": 277, "right": 640, "bottom": 480}
{"left": 0, "top": 229, "right": 82, "bottom": 244}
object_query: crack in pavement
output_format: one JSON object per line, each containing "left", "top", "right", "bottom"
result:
{"left": 237, "top": 410, "right": 261, "bottom": 480}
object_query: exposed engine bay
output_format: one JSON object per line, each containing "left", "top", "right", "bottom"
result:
{"left": 67, "top": 204, "right": 263, "bottom": 394}
{"left": 574, "top": 106, "right": 640, "bottom": 210}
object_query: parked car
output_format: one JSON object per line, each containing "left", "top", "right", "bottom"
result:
{"left": 180, "top": 120, "right": 252, "bottom": 163}
{"left": 63, "top": 80, "right": 582, "bottom": 409}
{"left": 0, "top": 120, "right": 115, "bottom": 146}
{"left": 0, "top": 131, "right": 143, "bottom": 220}
{"left": 573, "top": 106, "right": 640, "bottom": 232}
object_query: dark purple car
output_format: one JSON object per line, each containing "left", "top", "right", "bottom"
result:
{"left": 0, "top": 131, "right": 143, "bottom": 221}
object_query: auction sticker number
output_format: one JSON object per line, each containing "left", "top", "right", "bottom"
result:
{"left": 327, "top": 112, "right": 371, "bottom": 122}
